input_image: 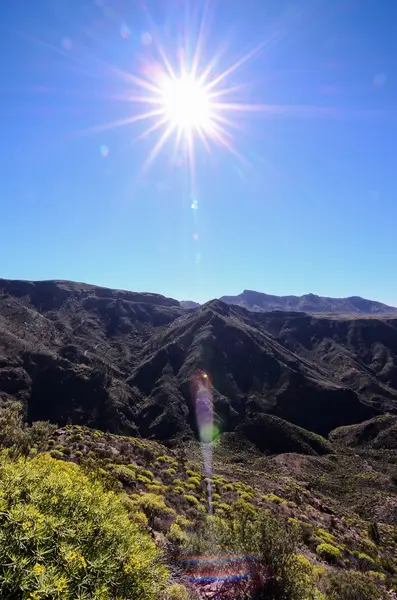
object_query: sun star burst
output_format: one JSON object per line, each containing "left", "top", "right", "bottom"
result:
{"left": 160, "top": 71, "right": 212, "bottom": 133}
{"left": 77, "top": 15, "right": 277, "bottom": 174}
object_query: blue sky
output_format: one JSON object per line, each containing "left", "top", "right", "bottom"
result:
{"left": 1, "top": 0, "right": 397, "bottom": 304}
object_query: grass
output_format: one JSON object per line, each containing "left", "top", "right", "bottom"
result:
{"left": 31, "top": 423, "right": 396, "bottom": 592}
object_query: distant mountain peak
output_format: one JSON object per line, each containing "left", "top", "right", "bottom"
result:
{"left": 219, "top": 290, "right": 397, "bottom": 316}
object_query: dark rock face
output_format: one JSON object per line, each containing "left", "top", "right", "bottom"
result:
{"left": 0, "top": 278, "right": 397, "bottom": 445}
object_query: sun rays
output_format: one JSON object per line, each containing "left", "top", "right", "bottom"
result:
{"left": 75, "top": 10, "right": 278, "bottom": 177}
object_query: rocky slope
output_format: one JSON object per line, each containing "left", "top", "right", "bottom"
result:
{"left": 330, "top": 413, "right": 397, "bottom": 450}
{"left": 1, "top": 278, "right": 397, "bottom": 443}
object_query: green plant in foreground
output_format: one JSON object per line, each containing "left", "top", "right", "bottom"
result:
{"left": 0, "top": 452, "right": 168, "bottom": 599}
{"left": 187, "top": 500, "right": 319, "bottom": 599}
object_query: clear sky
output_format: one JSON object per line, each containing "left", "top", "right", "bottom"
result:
{"left": 1, "top": 0, "right": 397, "bottom": 304}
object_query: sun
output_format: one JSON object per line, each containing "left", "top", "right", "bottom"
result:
{"left": 160, "top": 71, "right": 212, "bottom": 134}
{"left": 77, "top": 20, "right": 275, "bottom": 171}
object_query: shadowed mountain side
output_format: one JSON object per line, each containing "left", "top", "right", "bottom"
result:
{"left": 1, "top": 279, "right": 397, "bottom": 443}
{"left": 329, "top": 413, "right": 397, "bottom": 450}
{"left": 128, "top": 301, "right": 377, "bottom": 438}
{"left": 250, "top": 310, "right": 397, "bottom": 410}
{"left": 236, "top": 414, "right": 332, "bottom": 455}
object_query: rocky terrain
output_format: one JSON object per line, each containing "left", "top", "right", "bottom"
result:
{"left": 1, "top": 278, "right": 397, "bottom": 445}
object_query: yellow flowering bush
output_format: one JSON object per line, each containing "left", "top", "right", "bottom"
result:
{"left": 0, "top": 452, "right": 168, "bottom": 599}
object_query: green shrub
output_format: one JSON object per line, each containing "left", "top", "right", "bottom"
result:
{"left": 186, "top": 469, "right": 199, "bottom": 478}
{"left": 173, "top": 478, "right": 184, "bottom": 486}
{"left": 164, "top": 583, "right": 189, "bottom": 599}
{"left": 239, "top": 491, "right": 254, "bottom": 501}
{"left": 186, "top": 483, "right": 198, "bottom": 491}
{"left": 175, "top": 515, "right": 191, "bottom": 528}
{"left": 27, "top": 421, "right": 57, "bottom": 450}
{"left": 167, "top": 523, "right": 188, "bottom": 548}
{"left": 156, "top": 455, "right": 173, "bottom": 464}
{"left": 147, "top": 484, "right": 166, "bottom": 494}
{"left": 0, "top": 400, "right": 28, "bottom": 455}
{"left": 183, "top": 494, "right": 200, "bottom": 506}
{"left": 315, "top": 528, "right": 335, "bottom": 544}
{"left": 352, "top": 551, "right": 376, "bottom": 570}
{"left": 187, "top": 476, "right": 201, "bottom": 487}
{"left": 140, "top": 469, "right": 154, "bottom": 480}
{"left": 215, "top": 502, "right": 232, "bottom": 514}
{"left": 222, "top": 483, "right": 234, "bottom": 491}
{"left": 109, "top": 464, "right": 136, "bottom": 487}
{"left": 367, "top": 570, "right": 386, "bottom": 584}
{"left": 188, "top": 502, "right": 317, "bottom": 599}
{"left": 325, "top": 570, "right": 387, "bottom": 599}
{"left": 49, "top": 450, "right": 64, "bottom": 460}
{"left": 137, "top": 475, "right": 152, "bottom": 485}
{"left": 316, "top": 543, "right": 342, "bottom": 563}
{"left": 133, "top": 492, "right": 176, "bottom": 527}
{"left": 0, "top": 452, "right": 168, "bottom": 599}
{"left": 380, "top": 556, "right": 396, "bottom": 574}
{"left": 263, "top": 493, "right": 287, "bottom": 505}
{"left": 131, "top": 511, "right": 149, "bottom": 528}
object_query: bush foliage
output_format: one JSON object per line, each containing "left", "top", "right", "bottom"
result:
{"left": 0, "top": 452, "right": 168, "bottom": 599}
{"left": 324, "top": 570, "right": 388, "bottom": 600}
{"left": 0, "top": 401, "right": 394, "bottom": 599}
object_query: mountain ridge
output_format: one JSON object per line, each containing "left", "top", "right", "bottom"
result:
{"left": 184, "top": 289, "right": 397, "bottom": 315}
{"left": 4, "top": 278, "right": 396, "bottom": 315}
{"left": 2, "top": 278, "right": 397, "bottom": 445}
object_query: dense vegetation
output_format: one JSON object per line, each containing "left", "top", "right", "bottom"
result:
{"left": 0, "top": 453, "right": 168, "bottom": 600}
{"left": 0, "top": 401, "right": 396, "bottom": 599}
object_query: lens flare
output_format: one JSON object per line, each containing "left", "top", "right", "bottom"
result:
{"left": 179, "top": 554, "right": 263, "bottom": 598}
{"left": 191, "top": 370, "right": 214, "bottom": 444}
{"left": 191, "top": 370, "right": 215, "bottom": 514}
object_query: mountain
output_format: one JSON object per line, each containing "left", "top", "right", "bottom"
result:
{"left": 330, "top": 413, "right": 397, "bottom": 450}
{"left": 2, "top": 278, "right": 397, "bottom": 598}
{"left": 180, "top": 300, "right": 200, "bottom": 309}
{"left": 1, "top": 278, "right": 397, "bottom": 445}
{"left": 219, "top": 289, "right": 397, "bottom": 315}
